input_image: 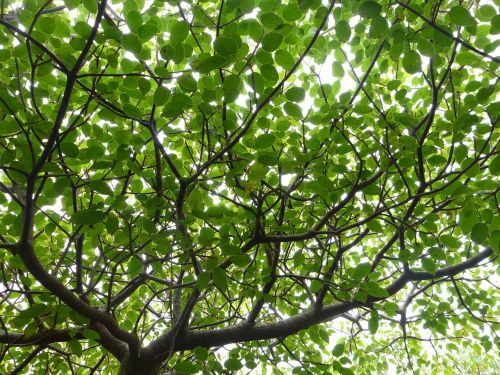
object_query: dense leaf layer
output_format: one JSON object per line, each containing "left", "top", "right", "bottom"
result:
{"left": 0, "top": 0, "right": 498, "bottom": 374}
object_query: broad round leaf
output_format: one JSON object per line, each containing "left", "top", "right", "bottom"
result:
{"left": 71, "top": 209, "right": 106, "bottom": 225}
{"left": 254, "top": 133, "right": 276, "bottom": 149}
{"left": 358, "top": 1, "right": 382, "bottom": 19}
{"left": 170, "top": 20, "right": 189, "bottom": 45}
{"left": 214, "top": 36, "right": 238, "bottom": 55}
{"left": 402, "top": 50, "right": 422, "bottom": 74}
{"left": 122, "top": 34, "right": 142, "bottom": 54}
{"left": 285, "top": 86, "right": 305, "bottom": 102}
{"left": 275, "top": 49, "right": 295, "bottom": 70}
{"left": 335, "top": 20, "right": 351, "bottom": 42}
{"left": 449, "top": 6, "right": 477, "bottom": 26}
{"left": 262, "top": 32, "right": 283, "bottom": 52}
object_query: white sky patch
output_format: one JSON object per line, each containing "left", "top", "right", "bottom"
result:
{"left": 280, "top": 173, "right": 295, "bottom": 186}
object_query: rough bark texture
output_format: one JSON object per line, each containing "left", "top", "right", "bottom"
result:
{"left": 118, "top": 356, "right": 161, "bottom": 375}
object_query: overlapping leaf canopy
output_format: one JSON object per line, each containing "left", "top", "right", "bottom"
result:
{"left": 0, "top": 0, "right": 499, "bottom": 374}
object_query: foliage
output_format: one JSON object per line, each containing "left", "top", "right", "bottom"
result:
{"left": 0, "top": 0, "right": 499, "bottom": 374}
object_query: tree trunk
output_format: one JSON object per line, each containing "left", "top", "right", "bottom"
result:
{"left": 118, "top": 356, "right": 161, "bottom": 375}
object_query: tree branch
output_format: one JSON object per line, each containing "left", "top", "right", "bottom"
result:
{"left": 0, "top": 329, "right": 80, "bottom": 346}
{"left": 146, "top": 247, "right": 493, "bottom": 359}
{"left": 395, "top": 1, "right": 500, "bottom": 64}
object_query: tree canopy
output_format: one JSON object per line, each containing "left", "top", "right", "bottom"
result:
{"left": 0, "top": 0, "right": 499, "bottom": 373}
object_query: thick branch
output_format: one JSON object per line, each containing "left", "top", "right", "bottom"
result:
{"left": 15, "top": 242, "right": 139, "bottom": 356}
{"left": 146, "top": 247, "right": 493, "bottom": 359}
{"left": 0, "top": 329, "right": 80, "bottom": 346}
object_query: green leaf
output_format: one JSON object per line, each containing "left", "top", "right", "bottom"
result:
{"left": 231, "top": 253, "right": 252, "bottom": 267}
{"left": 220, "top": 243, "right": 241, "bottom": 256}
{"left": 366, "top": 219, "right": 383, "bottom": 233}
{"left": 163, "top": 93, "right": 192, "bottom": 117}
{"left": 89, "top": 181, "right": 113, "bottom": 195}
{"left": 283, "top": 3, "right": 302, "bottom": 22}
{"left": 223, "top": 74, "right": 242, "bottom": 103}
{"left": 284, "top": 102, "right": 302, "bottom": 117}
{"left": 456, "top": 51, "right": 479, "bottom": 66}
{"left": 257, "top": 152, "right": 278, "bottom": 166}
{"left": 362, "top": 183, "right": 380, "bottom": 196}
{"left": 417, "top": 39, "right": 435, "bottom": 57}
{"left": 212, "top": 267, "right": 227, "bottom": 289}
{"left": 193, "top": 347, "right": 209, "bottom": 361}
{"left": 39, "top": 18, "right": 56, "bottom": 34}
{"left": 490, "top": 230, "right": 500, "bottom": 253}
{"left": 449, "top": 6, "right": 477, "bottom": 27}
{"left": 194, "top": 55, "right": 227, "bottom": 73}
{"left": 139, "top": 21, "right": 159, "bottom": 40}
{"left": 199, "top": 227, "right": 215, "bottom": 245}
{"left": 491, "top": 15, "right": 500, "bottom": 34}
{"left": 489, "top": 155, "right": 500, "bottom": 176}
{"left": 236, "top": 0, "right": 256, "bottom": 12}
{"left": 260, "top": 64, "right": 279, "bottom": 82}
{"left": 72, "top": 209, "right": 106, "bottom": 225}
{"left": 174, "top": 361, "right": 199, "bottom": 374}
{"left": 440, "top": 235, "right": 461, "bottom": 249}
{"left": 105, "top": 216, "right": 119, "bottom": 235}
{"left": 335, "top": 20, "right": 351, "bottom": 43}
{"left": 214, "top": 36, "right": 238, "bottom": 55}
{"left": 422, "top": 258, "right": 437, "bottom": 275}
{"left": 224, "top": 358, "right": 243, "bottom": 371}
{"left": 285, "top": 87, "right": 305, "bottom": 102}
{"left": 455, "top": 144, "right": 468, "bottom": 163}
{"left": 153, "top": 86, "right": 171, "bottom": 106}
{"left": 332, "top": 343, "right": 345, "bottom": 357}
{"left": 478, "top": 5, "right": 496, "bottom": 21}
{"left": 332, "top": 61, "right": 344, "bottom": 77}
{"left": 459, "top": 204, "right": 479, "bottom": 234}
{"left": 125, "top": 10, "right": 143, "bottom": 33}
{"left": 178, "top": 75, "right": 198, "bottom": 93}
{"left": 64, "top": 0, "right": 80, "bottom": 10}
{"left": 61, "top": 142, "right": 79, "bottom": 158}
{"left": 402, "top": 50, "right": 421, "bottom": 74}
{"left": 69, "top": 340, "right": 83, "bottom": 357}
{"left": 427, "top": 155, "right": 447, "bottom": 166}
{"left": 127, "top": 256, "right": 143, "bottom": 278}
{"left": 262, "top": 32, "right": 283, "bottom": 52}
{"left": 353, "top": 263, "right": 371, "bottom": 279}
{"left": 471, "top": 223, "right": 488, "bottom": 245}
{"left": 254, "top": 133, "right": 276, "bottom": 149}
{"left": 260, "top": 12, "right": 283, "bottom": 29}
{"left": 82, "top": 329, "right": 100, "bottom": 340}
{"left": 14, "top": 304, "right": 47, "bottom": 325}
{"left": 429, "top": 247, "right": 447, "bottom": 261}
{"left": 196, "top": 271, "right": 211, "bottom": 291}
{"left": 275, "top": 49, "right": 295, "bottom": 70}
{"left": 83, "top": 0, "right": 97, "bottom": 13}
{"left": 246, "top": 19, "right": 263, "bottom": 41}
{"left": 358, "top": 1, "right": 382, "bottom": 19}
{"left": 368, "top": 313, "right": 379, "bottom": 334}
{"left": 369, "top": 16, "right": 388, "bottom": 37}
{"left": 206, "top": 206, "right": 225, "bottom": 218}
{"left": 74, "top": 21, "right": 92, "bottom": 38}
{"left": 170, "top": 21, "right": 190, "bottom": 45}
{"left": 363, "top": 281, "right": 389, "bottom": 298}
{"left": 122, "top": 34, "right": 142, "bottom": 54}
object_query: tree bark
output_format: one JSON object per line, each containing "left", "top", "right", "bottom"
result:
{"left": 118, "top": 356, "right": 161, "bottom": 375}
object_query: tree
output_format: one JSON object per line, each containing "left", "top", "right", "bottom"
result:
{"left": 0, "top": 0, "right": 498, "bottom": 373}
